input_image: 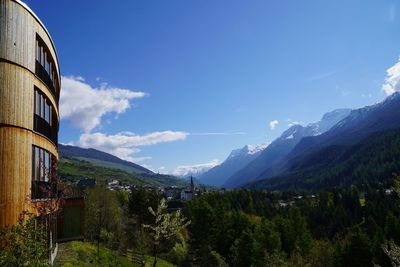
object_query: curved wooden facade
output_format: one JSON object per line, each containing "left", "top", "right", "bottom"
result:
{"left": 0, "top": 0, "right": 60, "bottom": 228}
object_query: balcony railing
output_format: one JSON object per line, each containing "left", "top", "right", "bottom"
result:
{"left": 35, "top": 60, "right": 59, "bottom": 102}
{"left": 34, "top": 114, "right": 58, "bottom": 145}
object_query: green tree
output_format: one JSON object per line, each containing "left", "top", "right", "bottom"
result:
{"left": 230, "top": 229, "right": 257, "bottom": 267}
{"left": 0, "top": 211, "right": 49, "bottom": 267}
{"left": 258, "top": 219, "right": 281, "bottom": 253}
{"left": 336, "top": 226, "right": 373, "bottom": 267}
{"left": 84, "top": 186, "right": 122, "bottom": 256}
{"left": 307, "top": 240, "right": 334, "bottom": 267}
{"left": 143, "top": 198, "right": 190, "bottom": 267}
{"left": 381, "top": 174, "right": 400, "bottom": 266}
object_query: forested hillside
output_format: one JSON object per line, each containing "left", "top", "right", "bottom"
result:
{"left": 250, "top": 128, "right": 400, "bottom": 191}
{"left": 184, "top": 184, "right": 399, "bottom": 266}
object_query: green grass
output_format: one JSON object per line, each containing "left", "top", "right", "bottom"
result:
{"left": 59, "top": 158, "right": 188, "bottom": 187}
{"left": 54, "top": 241, "right": 176, "bottom": 267}
{"left": 144, "top": 256, "right": 176, "bottom": 267}
{"left": 59, "top": 158, "right": 149, "bottom": 186}
{"left": 74, "top": 157, "right": 148, "bottom": 175}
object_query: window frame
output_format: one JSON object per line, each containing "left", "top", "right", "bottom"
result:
{"left": 34, "top": 88, "right": 55, "bottom": 127}
{"left": 31, "top": 145, "right": 54, "bottom": 200}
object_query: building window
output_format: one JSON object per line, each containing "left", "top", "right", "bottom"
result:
{"left": 33, "top": 87, "right": 58, "bottom": 144}
{"left": 35, "top": 35, "right": 59, "bottom": 100}
{"left": 36, "top": 41, "right": 55, "bottom": 81}
{"left": 34, "top": 88, "right": 52, "bottom": 125}
{"left": 31, "top": 146, "right": 53, "bottom": 200}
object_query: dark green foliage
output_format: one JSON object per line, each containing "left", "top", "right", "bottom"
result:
{"left": 0, "top": 212, "right": 49, "bottom": 267}
{"left": 251, "top": 128, "right": 400, "bottom": 191}
{"left": 335, "top": 226, "right": 373, "bottom": 267}
{"left": 183, "top": 183, "right": 400, "bottom": 266}
{"left": 84, "top": 186, "right": 122, "bottom": 251}
{"left": 75, "top": 174, "right": 400, "bottom": 266}
{"left": 229, "top": 229, "right": 257, "bottom": 267}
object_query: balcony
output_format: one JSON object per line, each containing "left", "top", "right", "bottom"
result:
{"left": 34, "top": 114, "right": 58, "bottom": 145}
{"left": 35, "top": 60, "right": 59, "bottom": 102}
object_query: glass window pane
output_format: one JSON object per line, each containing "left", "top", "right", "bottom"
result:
{"left": 36, "top": 42, "right": 40, "bottom": 61}
{"left": 45, "top": 53, "right": 50, "bottom": 73}
{"left": 36, "top": 91, "right": 40, "bottom": 115}
{"left": 49, "top": 106, "right": 52, "bottom": 126}
{"left": 45, "top": 152, "right": 50, "bottom": 182}
{"left": 45, "top": 101, "right": 50, "bottom": 123}
{"left": 32, "top": 146, "right": 35, "bottom": 181}
{"left": 35, "top": 147, "right": 40, "bottom": 182}
{"left": 42, "top": 95, "right": 45, "bottom": 118}
{"left": 40, "top": 149, "right": 44, "bottom": 181}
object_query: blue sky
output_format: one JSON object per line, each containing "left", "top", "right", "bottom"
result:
{"left": 25, "top": 0, "right": 400, "bottom": 174}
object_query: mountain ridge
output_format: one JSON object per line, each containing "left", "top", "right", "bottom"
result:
{"left": 59, "top": 144, "right": 153, "bottom": 175}
{"left": 198, "top": 143, "right": 268, "bottom": 186}
{"left": 248, "top": 92, "right": 400, "bottom": 191}
{"left": 223, "top": 108, "right": 352, "bottom": 188}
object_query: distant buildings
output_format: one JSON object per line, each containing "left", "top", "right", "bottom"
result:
{"left": 106, "top": 179, "right": 131, "bottom": 192}
{"left": 181, "top": 176, "right": 196, "bottom": 201}
{"left": 181, "top": 190, "right": 194, "bottom": 201}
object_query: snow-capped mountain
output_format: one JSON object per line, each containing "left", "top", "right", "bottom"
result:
{"left": 198, "top": 144, "right": 268, "bottom": 187}
{"left": 223, "top": 108, "right": 351, "bottom": 188}
{"left": 249, "top": 92, "right": 400, "bottom": 191}
{"left": 172, "top": 159, "right": 220, "bottom": 178}
{"left": 291, "top": 92, "right": 400, "bottom": 157}
{"left": 308, "top": 109, "right": 354, "bottom": 135}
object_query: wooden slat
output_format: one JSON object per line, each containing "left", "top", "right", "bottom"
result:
{"left": 0, "top": 0, "right": 60, "bottom": 228}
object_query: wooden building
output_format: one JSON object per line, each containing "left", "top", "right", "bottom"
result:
{"left": 0, "top": 0, "right": 61, "bottom": 236}
{"left": 57, "top": 197, "right": 84, "bottom": 242}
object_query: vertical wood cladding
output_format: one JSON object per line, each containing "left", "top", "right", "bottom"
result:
{"left": 0, "top": 0, "right": 60, "bottom": 227}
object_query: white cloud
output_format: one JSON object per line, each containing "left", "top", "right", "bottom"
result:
{"left": 288, "top": 121, "right": 300, "bottom": 127}
{"left": 287, "top": 119, "right": 301, "bottom": 127}
{"left": 73, "top": 131, "right": 188, "bottom": 163}
{"left": 382, "top": 57, "right": 400, "bottom": 96}
{"left": 269, "top": 120, "right": 279, "bottom": 130}
{"left": 172, "top": 159, "right": 220, "bottom": 177}
{"left": 60, "top": 76, "right": 146, "bottom": 132}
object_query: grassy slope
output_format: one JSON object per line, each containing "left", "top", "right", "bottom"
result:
{"left": 59, "top": 158, "right": 187, "bottom": 187}
{"left": 54, "top": 241, "right": 175, "bottom": 267}
{"left": 74, "top": 157, "right": 149, "bottom": 175}
{"left": 59, "top": 158, "right": 149, "bottom": 186}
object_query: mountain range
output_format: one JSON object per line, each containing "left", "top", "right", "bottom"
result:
{"left": 198, "top": 108, "right": 351, "bottom": 188}
{"left": 197, "top": 144, "right": 268, "bottom": 186}
{"left": 199, "top": 92, "right": 400, "bottom": 191}
{"left": 59, "top": 144, "right": 153, "bottom": 175}
{"left": 58, "top": 144, "right": 186, "bottom": 187}
{"left": 58, "top": 93, "right": 400, "bottom": 192}
{"left": 248, "top": 92, "right": 400, "bottom": 191}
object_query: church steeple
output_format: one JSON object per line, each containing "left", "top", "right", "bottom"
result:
{"left": 190, "top": 176, "right": 195, "bottom": 192}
